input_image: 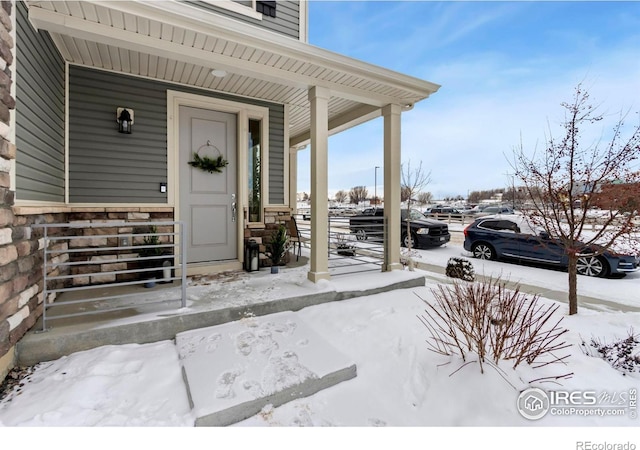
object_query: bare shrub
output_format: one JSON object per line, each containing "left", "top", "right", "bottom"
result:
{"left": 580, "top": 329, "right": 640, "bottom": 374}
{"left": 417, "top": 277, "right": 571, "bottom": 375}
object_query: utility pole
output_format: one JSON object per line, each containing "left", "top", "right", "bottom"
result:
{"left": 374, "top": 166, "right": 380, "bottom": 207}
{"left": 504, "top": 171, "right": 515, "bottom": 209}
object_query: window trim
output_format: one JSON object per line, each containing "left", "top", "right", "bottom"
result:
{"left": 247, "top": 116, "right": 267, "bottom": 224}
{"left": 200, "top": 1, "right": 264, "bottom": 20}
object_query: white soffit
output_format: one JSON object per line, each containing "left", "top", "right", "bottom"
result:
{"left": 26, "top": 1, "right": 440, "bottom": 141}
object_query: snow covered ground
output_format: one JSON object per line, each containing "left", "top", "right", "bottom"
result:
{"left": 1, "top": 239, "right": 639, "bottom": 448}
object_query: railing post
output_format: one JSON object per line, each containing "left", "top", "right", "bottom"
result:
{"left": 180, "top": 221, "right": 187, "bottom": 308}
{"left": 41, "top": 226, "right": 48, "bottom": 332}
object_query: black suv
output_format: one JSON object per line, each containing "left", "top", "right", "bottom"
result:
{"left": 427, "top": 206, "right": 464, "bottom": 218}
{"left": 350, "top": 208, "right": 450, "bottom": 248}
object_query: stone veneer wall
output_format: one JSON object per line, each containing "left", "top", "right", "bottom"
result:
{"left": 1, "top": 205, "right": 173, "bottom": 381}
{"left": 0, "top": 0, "right": 15, "bottom": 380}
{"left": 64, "top": 208, "right": 175, "bottom": 285}
{"left": 244, "top": 206, "right": 293, "bottom": 266}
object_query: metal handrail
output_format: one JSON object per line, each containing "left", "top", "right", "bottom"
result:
{"left": 32, "top": 221, "right": 187, "bottom": 331}
{"left": 295, "top": 214, "right": 385, "bottom": 276}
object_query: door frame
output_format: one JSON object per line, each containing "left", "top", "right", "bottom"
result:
{"left": 168, "top": 90, "right": 270, "bottom": 274}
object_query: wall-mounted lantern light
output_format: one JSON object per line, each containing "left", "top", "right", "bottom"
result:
{"left": 117, "top": 107, "right": 134, "bottom": 134}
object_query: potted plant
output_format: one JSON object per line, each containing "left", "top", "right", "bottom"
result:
{"left": 265, "top": 224, "right": 289, "bottom": 274}
{"left": 137, "top": 225, "right": 167, "bottom": 285}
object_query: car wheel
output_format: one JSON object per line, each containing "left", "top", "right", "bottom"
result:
{"left": 355, "top": 229, "right": 367, "bottom": 241}
{"left": 401, "top": 232, "right": 418, "bottom": 249}
{"left": 472, "top": 242, "right": 495, "bottom": 260}
{"left": 576, "top": 256, "right": 609, "bottom": 277}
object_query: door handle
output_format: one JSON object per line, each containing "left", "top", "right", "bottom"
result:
{"left": 231, "top": 194, "right": 237, "bottom": 222}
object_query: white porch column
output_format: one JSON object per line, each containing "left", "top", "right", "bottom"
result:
{"left": 383, "top": 104, "right": 402, "bottom": 271}
{"left": 289, "top": 147, "right": 298, "bottom": 213}
{"left": 307, "top": 86, "right": 331, "bottom": 282}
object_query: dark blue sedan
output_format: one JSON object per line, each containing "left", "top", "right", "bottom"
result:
{"left": 463, "top": 215, "right": 640, "bottom": 277}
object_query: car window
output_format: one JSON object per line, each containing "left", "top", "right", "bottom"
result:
{"left": 497, "top": 220, "right": 520, "bottom": 233}
{"left": 478, "top": 220, "right": 501, "bottom": 230}
{"left": 409, "top": 209, "right": 424, "bottom": 220}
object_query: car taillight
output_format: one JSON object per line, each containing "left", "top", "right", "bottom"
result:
{"left": 463, "top": 224, "right": 470, "bottom": 237}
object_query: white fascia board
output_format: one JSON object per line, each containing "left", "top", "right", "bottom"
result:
{"left": 29, "top": 6, "right": 409, "bottom": 107}
{"left": 87, "top": 1, "right": 440, "bottom": 98}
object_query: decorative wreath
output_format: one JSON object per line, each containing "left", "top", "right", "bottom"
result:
{"left": 188, "top": 141, "right": 229, "bottom": 174}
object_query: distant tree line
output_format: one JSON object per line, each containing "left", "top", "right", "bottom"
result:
{"left": 467, "top": 188, "right": 504, "bottom": 204}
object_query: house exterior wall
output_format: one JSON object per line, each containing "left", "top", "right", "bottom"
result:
{"left": 187, "top": 1, "right": 301, "bottom": 40}
{"left": 0, "top": 0, "right": 17, "bottom": 380}
{"left": 2, "top": 205, "right": 174, "bottom": 370}
{"left": 14, "top": 1, "right": 65, "bottom": 203}
{"left": 268, "top": 105, "right": 284, "bottom": 204}
{"left": 69, "top": 66, "right": 285, "bottom": 205}
{"left": 69, "top": 66, "right": 169, "bottom": 204}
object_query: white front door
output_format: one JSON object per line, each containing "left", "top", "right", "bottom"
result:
{"left": 179, "top": 106, "right": 237, "bottom": 263}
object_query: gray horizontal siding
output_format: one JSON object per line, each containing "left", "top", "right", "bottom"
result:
{"left": 15, "top": 1, "right": 65, "bottom": 202}
{"left": 186, "top": 1, "right": 300, "bottom": 40}
{"left": 69, "top": 66, "right": 285, "bottom": 205}
{"left": 268, "top": 106, "right": 285, "bottom": 204}
{"left": 69, "top": 67, "right": 168, "bottom": 203}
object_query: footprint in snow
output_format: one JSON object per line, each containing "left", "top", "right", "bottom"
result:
{"left": 215, "top": 368, "right": 243, "bottom": 399}
{"left": 368, "top": 418, "right": 387, "bottom": 426}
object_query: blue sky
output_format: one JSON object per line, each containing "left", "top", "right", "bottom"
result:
{"left": 296, "top": 1, "right": 640, "bottom": 200}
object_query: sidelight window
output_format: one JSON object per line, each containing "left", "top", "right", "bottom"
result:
{"left": 248, "top": 119, "right": 262, "bottom": 222}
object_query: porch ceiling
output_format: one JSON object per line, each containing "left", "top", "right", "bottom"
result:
{"left": 26, "top": 1, "right": 440, "bottom": 146}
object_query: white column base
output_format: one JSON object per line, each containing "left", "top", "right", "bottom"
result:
{"left": 307, "top": 271, "right": 331, "bottom": 283}
{"left": 384, "top": 262, "right": 404, "bottom": 272}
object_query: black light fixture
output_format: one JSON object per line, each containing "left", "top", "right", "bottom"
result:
{"left": 117, "top": 107, "right": 134, "bottom": 134}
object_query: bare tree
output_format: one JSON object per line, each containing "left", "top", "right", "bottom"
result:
{"left": 349, "top": 186, "right": 369, "bottom": 205}
{"left": 401, "top": 160, "right": 432, "bottom": 264}
{"left": 400, "top": 185, "right": 412, "bottom": 202}
{"left": 511, "top": 84, "right": 640, "bottom": 315}
{"left": 417, "top": 191, "right": 433, "bottom": 205}
{"left": 334, "top": 190, "right": 348, "bottom": 204}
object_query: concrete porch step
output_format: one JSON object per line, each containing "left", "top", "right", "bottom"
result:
{"left": 177, "top": 311, "right": 357, "bottom": 426}
{"left": 16, "top": 274, "right": 426, "bottom": 366}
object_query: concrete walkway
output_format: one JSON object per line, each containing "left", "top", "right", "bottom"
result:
{"left": 415, "top": 260, "right": 640, "bottom": 313}
{"left": 16, "top": 270, "right": 426, "bottom": 366}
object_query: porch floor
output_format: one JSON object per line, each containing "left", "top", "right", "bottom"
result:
{"left": 17, "top": 254, "right": 426, "bottom": 366}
